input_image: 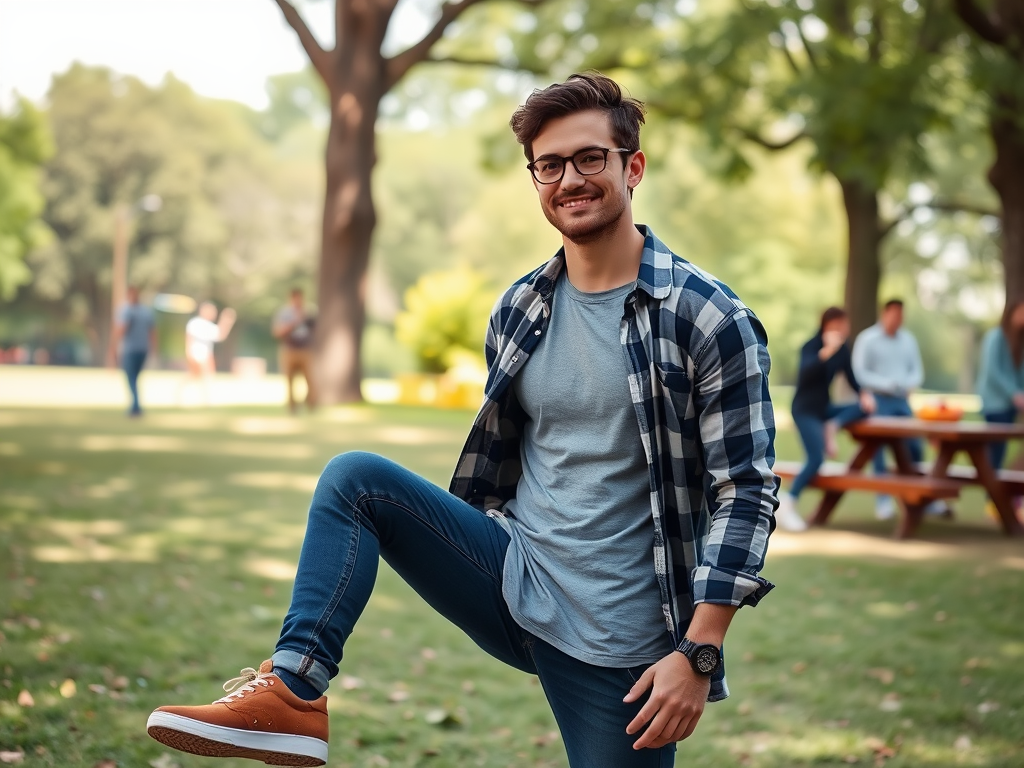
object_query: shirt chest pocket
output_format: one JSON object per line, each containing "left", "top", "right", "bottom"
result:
{"left": 653, "top": 360, "right": 692, "bottom": 403}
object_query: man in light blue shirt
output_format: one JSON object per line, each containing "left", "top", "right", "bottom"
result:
{"left": 852, "top": 299, "right": 946, "bottom": 519}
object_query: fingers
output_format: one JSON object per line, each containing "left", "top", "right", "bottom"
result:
{"left": 622, "top": 666, "right": 655, "bottom": 704}
{"left": 632, "top": 713, "right": 683, "bottom": 750}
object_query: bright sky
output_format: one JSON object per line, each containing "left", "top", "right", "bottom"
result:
{"left": 0, "top": 0, "right": 429, "bottom": 110}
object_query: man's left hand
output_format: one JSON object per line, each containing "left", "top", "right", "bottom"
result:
{"left": 623, "top": 651, "right": 710, "bottom": 750}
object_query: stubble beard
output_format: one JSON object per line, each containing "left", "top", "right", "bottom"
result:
{"left": 543, "top": 185, "right": 629, "bottom": 246}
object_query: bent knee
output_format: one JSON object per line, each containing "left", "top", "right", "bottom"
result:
{"left": 322, "top": 451, "right": 397, "bottom": 482}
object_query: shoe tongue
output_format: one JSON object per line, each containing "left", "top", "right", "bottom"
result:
{"left": 258, "top": 660, "right": 274, "bottom": 675}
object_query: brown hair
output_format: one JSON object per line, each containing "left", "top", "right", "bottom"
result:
{"left": 509, "top": 73, "right": 646, "bottom": 162}
{"left": 1001, "top": 299, "right": 1024, "bottom": 366}
{"left": 882, "top": 298, "right": 904, "bottom": 311}
{"left": 819, "top": 306, "right": 847, "bottom": 334}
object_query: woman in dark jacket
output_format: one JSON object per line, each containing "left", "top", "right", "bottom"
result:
{"left": 776, "top": 307, "right": 876, "bottom": 531}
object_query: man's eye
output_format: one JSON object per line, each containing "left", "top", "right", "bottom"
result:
{"left": 578, "top": 152, "right": 603, "bottom": 164}
{"left": 538, "top": 160, "right": 562, "bottom": 173}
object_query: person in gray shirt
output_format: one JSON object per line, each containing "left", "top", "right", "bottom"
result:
{"left": 147, "top": 74, "right": 777, "bottom": 768}
{"left": 113, "top": 286, "right": 156, "bottom": 417}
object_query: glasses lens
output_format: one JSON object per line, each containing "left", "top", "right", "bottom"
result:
{"left": 533, "top": 157, "right": 564, "bottom": 183}
{"left": 573, "top": 148, "right": 607, "bottom": 175}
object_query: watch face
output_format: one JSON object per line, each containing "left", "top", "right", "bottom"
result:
{"left": 694, "top": 646, "right": 719, "bottom": 674}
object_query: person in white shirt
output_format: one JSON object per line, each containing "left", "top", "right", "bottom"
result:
{"left": 851, "top": 299, "right": 947, "bottom": 520}
{"left": 177, "top": 301, "right": 236, "bottom": 406}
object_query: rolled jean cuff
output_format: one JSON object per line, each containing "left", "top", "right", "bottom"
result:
{"left": 270, "top": 649, "right": 332, "bottom": 695}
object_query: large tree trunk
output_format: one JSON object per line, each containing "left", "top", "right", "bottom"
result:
{"left": 989, "top": 98, "right": 1024, "bottom": 307}
{"left": 314, "top": 81, "right": 381, "bottom": 403}
{"left": 838, "top": 177, "right": 882, "bottom": 337}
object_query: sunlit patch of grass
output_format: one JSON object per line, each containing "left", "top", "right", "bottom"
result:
{"left": 2, "top": 405, "right": 1023, "bottom": 767}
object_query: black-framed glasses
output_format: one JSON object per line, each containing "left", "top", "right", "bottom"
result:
{"left": 527, "top": 146, "right": 633, "bottom": 184}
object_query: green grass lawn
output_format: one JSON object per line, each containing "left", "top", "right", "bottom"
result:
{"left": 1, "top": 403, "right": 1023, "bottom": 767}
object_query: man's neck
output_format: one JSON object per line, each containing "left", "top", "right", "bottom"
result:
{"left": 561, "top": 218, "right": 645, "bottom": 293}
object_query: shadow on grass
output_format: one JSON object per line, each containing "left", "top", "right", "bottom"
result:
{"left": 2, "top": 407, "right": 1022, "bottom": 767}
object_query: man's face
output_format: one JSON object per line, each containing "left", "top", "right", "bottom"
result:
{"left": 291, "top": 291, "right": 304, "bottom": 309}
{"left": 529, "top": 109, "right": 643, "bottom": 245}
{"left": 881, "top": 305, "right": 903, "bottom": 335}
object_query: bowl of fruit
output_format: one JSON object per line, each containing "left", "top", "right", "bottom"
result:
{"left": 914, "top": 400, "right": 964, "bottom": 422}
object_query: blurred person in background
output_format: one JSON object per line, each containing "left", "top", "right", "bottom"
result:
{"left": 852, "top": 299, "right": 949, "bottom": 520}
{"left": 177, "top": 301, "right": 236, "bottom": 406}
{"left": 113, "top": 285, "right": 156, "bottom": 417}
{"left": 775, "top": 307, "right": 875, "bottom": 532}
{"left": 976, "top": 299, "right": 1024, "bottom": 469}
{"left": 273, "top": 288, "right": 316, "bottom": 414}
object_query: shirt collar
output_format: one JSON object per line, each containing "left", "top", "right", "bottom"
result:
{"left": 533, "top": 224, "right": 675, "bottom": 302}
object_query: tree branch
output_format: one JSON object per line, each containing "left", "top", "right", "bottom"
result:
{"left": 954, "top": 0, "right": 1008, "bottom": 45}
{"left": 273, "top": 0, "right": 333, "bottom": 83}
{"left": 795, "top": 20, "right": 821, "bottom": 71}
{"left": 736, "top": 127, "right": 807, "bottom": 151}
{"left": 384, "top": 0, "right": 482, "bottom": 90}
{"left": 880, "top": 199, "right": 1001, "bottom": 238}
{"left": 424, "top": 54, "right": 550, "bottom": 76}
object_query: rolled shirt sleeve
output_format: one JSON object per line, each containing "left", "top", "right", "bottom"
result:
{"left": 690, "top": 308, "right": 777, "bottom": 607}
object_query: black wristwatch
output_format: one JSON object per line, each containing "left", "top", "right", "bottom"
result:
{"left": 676, "top": 638, "right": 722, "bottom": 676}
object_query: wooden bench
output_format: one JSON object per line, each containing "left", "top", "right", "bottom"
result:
{"left": 915, "top": 463, "right": 1024, "bottom": 496}
{"left": 773, "top": 460, "right": 961, "bottom": 538}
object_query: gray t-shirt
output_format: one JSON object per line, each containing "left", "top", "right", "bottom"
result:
{"left": 499, "top": 273, "right": 672, "bottom": 667}
{"left": 118, "top": 303, "right": 155, "bottom": 354}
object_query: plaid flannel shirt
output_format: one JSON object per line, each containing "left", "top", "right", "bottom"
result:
{"left": 450, "top": 226, "right": 778, "bottom": 701}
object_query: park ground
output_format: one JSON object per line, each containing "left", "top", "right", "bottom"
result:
{"left": 1, "top": 367, "right": 1023, "bottom": 767}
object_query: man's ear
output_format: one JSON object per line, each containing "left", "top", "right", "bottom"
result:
{"left": 626, "top": 150, "right": 646, "bottom": 191}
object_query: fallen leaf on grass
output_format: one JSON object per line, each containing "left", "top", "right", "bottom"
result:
{"left": 933, "top": 611, "right": 947, "bottom": 622}
{"left": 340, "top": 675, "right": 364, "bottom": 690}
{"left": 460, "top": 680, "right": 475, "bottom": 694}
{"left": 954, "top": 735, "right": 972, "bottom": 751}
{"left": 977, "top": 701, "right": 1000, "bottom": 714}
{"left": 867, "top": 668, "right": 895, "bottom": 685}
{"left": 420, "top": 647, "right": 437, "bottom": 660}
{"left": 0, "top": 751, "right": 24, "bottom": 764}
{"left": 878, "top": 692, "right": 901, "bottom": 712}
{"left": 531, "top": 731, "right": 559, "bottom": 747}
{"left": 59, "top": 679, "right": 76, "bottom": 698}
{"left": 148, "top": 754, "right": 180, "bottom": 768}
{"left": 424, "top": 708, "right": 461, "bottom": 728}
{"left": 88, "top": 684, "right": 107, "bottom": 695}
{"left": 16, "top": 690, "right": 33, "bottom": 707}
{"left": 791, "top": 661, "right": 807, "bottom": 674}
{"left": 387, "top": 690, "right": 409, "bottom": 703}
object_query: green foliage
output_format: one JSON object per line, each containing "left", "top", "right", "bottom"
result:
{"left": 395, "top": 266, "right": 496, "bottom": 373}
{"left": 0, "top": 98, "right": 52, "bottom": 300}
{"left": 21, "top": 64, "right": 319, "bottom": 361}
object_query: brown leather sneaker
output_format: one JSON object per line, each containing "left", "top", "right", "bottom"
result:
{"left": 147, "top": 660, "right": 328, "bottom": 767}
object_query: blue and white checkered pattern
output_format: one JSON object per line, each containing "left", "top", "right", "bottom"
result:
{"left": 450, "top": 226, "right": 779, "bottom": 701}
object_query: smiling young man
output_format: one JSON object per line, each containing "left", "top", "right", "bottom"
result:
{"left": 147, "top": 73, "right": 779, "bottom": 768}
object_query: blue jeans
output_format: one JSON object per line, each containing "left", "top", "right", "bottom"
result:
{"left": 790, "top": 404, "right": 865, "bottom": 498}
{"left": 123, "top": 350, "right": 147, "bottom": 414}
{"left": 273, "top": 452, "right": 676, "bottom": 768}
{"left": 870, "top": 394, "right": 923, "bottom": 472}
{"left": 984, "top": 409, "right": 1017, "bottom": 468}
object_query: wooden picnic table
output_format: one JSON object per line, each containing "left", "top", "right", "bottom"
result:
{"left": 845, "top": 416, "right": 1024, "bottom": 538}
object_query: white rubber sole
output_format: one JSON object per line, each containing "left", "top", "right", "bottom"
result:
{"left": 146, "top": 710, "right": 328, "bottom": 767}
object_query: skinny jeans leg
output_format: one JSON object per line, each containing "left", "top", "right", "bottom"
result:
{"left": 272, "top": 451, "right": 534, "bottom": 693}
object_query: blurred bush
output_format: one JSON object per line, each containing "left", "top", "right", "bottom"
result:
{"left": 395, "top": 266, "right": 495, "bottom": 374}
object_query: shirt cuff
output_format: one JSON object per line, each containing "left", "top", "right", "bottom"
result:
{"left": 691, "top": 565, "right": 775, "bottom": 608}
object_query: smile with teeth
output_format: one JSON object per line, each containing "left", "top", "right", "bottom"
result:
{"left": 559, "top": 197, "right": 596, "bottom": 208}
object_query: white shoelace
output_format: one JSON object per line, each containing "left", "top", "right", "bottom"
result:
{"left": 214, "top": 666, "right": 272, "bottom": 703}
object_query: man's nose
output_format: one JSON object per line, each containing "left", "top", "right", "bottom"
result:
{"left": 560, "top": 164, "right": 587, "bottom": 189}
